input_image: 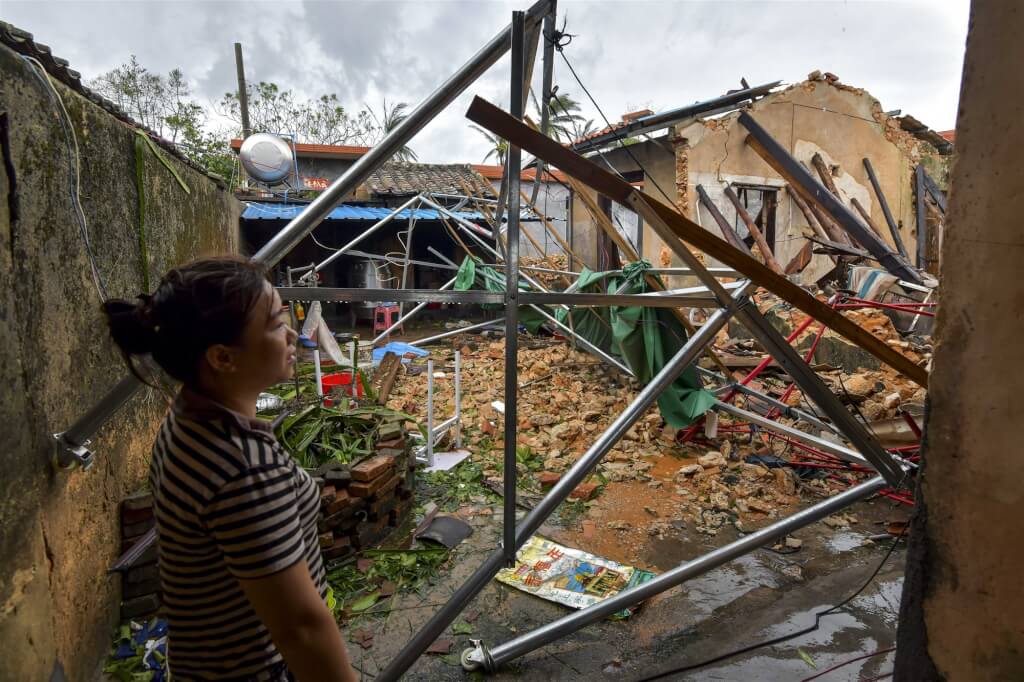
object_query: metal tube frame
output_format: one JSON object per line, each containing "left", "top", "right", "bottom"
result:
{"left": 503, "top": 11, "right": 526, "bottom": 564}
{"left": 378, "top": 281, "right": 755, "bottom": 680}
{"left": 52, "top": 0, "right": 554, "bottom": 470}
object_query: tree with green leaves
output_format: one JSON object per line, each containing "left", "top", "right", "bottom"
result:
{"left": 530, "top": 89, "right": 598, "bottom": 143}
{"left": 469, "top": 125, "right": 509, "bottom": 166}
{"left": 369, "top": 99, "right": 418, "bottom": 162}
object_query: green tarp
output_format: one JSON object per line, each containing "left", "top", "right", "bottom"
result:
{"left": 454, "top": 257, "right": 715, "bottom": 427}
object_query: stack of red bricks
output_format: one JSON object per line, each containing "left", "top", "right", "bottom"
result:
{"left": 119, "top": 490, "right": 160, "bottom": 620}
{"left": 315, "top": 420, "right": 415, "bottom": 562}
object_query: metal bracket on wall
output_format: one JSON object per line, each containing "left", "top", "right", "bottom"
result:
{"left": 52, "top": 432, "right": 94, "bottom": 470}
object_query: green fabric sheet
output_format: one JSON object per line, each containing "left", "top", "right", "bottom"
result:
{"left": 454, "top": 257, "right": 715, "bottom": 426}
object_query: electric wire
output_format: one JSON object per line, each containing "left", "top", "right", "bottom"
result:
{"left": 635, "top": 528, "right": 906, "bottom": 681}
{"left": 22, "top": 55, "right": 108, "bottom": 298}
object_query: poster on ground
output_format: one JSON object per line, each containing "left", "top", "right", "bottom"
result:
{"left": 495, "top": 536, "right": 656, "bottom": 618}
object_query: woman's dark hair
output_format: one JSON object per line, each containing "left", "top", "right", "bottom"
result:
{"left": 103, "top": 257, "right": 270, "bottom": 385}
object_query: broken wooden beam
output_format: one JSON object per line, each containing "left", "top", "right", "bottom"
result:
{"left": 862, "top": 157, "right": 909, "bottom": 259}
{"left": 722, "top": 185, "right": 785, "bottom": 274}
{"left": 696, "top": 185, "right": 754, "bottom": 256}
{"left": 850, "top": 197, "right": 891, "bottom": 244}
{"left": 914, "top": 165, "right": 928, "bottom": 270}
{"left": 784, "top": 241, "right": 814, "bottom": 275}
{"left": 738, "top": 112, "right": 923, "bottom": 284}
{"left": 919, "top": 166, "right": 948, "bottom": 213}
{"left": 465, "top": 95, "right": 928, "bottom": 387}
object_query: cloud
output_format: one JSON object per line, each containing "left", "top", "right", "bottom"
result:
{"left": 4, "top": 0, "right": 969, "bottom": 163}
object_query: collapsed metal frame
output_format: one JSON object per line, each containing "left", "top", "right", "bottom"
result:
{"left": 54, "top": 1, "right": 917, "bottom": 677}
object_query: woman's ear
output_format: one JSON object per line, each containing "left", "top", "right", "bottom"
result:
{"left": 205, "top": 344, "right": 239, "bottom": 374}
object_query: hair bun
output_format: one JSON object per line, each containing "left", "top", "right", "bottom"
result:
{"left": 102, "top": 297, "right": 158, "bottom": 356}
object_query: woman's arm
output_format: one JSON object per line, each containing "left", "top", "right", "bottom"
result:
{"left": 239, "top": 560, "right": 356, "bottom": 682}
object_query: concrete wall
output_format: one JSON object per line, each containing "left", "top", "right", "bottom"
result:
{"left": 895, "top": 3, "right": 1024, "bottom": 679}
{"left": 485, "top": 178, "right": 570, "bottom": 260}
{"left": 0, "top": 44, "right": 239, "bottom": 682}
{"left": 678, "top": 81, "right": 944, "bottom": 281}
{"left": 569, "top": 140, "right": 677, "bottom": 273}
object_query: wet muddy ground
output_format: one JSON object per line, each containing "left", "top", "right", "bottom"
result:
{"left": 341, "top": 479, "right": 909, "bottom": 681}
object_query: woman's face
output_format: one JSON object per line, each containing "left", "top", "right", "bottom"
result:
{"left": 231, "top": 283, "right": 298, "bottom": 390}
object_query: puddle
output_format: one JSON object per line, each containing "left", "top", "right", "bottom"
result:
{"left": 827, "top": 531, "right": 867, "bottom": 553}
{"left": 678, "top": 555, "right": 781, "bottom": 617}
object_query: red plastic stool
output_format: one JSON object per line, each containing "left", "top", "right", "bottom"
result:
{"left": 373, "top": 304, "right": 402, "bottom": 337}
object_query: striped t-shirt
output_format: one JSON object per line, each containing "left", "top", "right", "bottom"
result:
{"left": 149, "top": 388, "right": 326, "bottom": 681}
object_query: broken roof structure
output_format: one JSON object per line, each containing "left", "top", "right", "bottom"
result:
{"left": 53, "top": 2, "right": 937, "bottom": 680}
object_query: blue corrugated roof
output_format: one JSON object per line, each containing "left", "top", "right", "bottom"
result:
{"left": 241, "top": 202, "right": 490, "bottom": 222}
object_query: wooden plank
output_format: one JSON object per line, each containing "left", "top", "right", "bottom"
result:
{"left": 566, "top": 175, "right": 734, "bottom": 377}
{"left": 465, "top": 95, "right": 928, "bottom": 387}
{"left": 696, "top": 185, "right": 753, "bottom": 255}
{"left": 722, "top": 185, "right": 785, "bottom": 274}
{"left": 739, "top": 113, "right": 921, "bottom": 284}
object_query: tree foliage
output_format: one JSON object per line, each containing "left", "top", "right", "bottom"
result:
{"left": 89, "top": 56, "right": 416, "bottom": 184}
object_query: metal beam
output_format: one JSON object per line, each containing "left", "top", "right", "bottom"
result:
{"left": 863, "top": 157, "right": 909, "bottom": 259}
{"left": 464, "top": 475, "right": 888, "bottom": 671}
{"left": 465, "top": 94, "right": 929, "bottom": 387}
{"left": 570, "top": 81, "right": 781, "bottom": 154}
{"left": 51, "top": 0, "right": 555, "bottom": 471}
{"left": 376, "top": 283, "right": 753, "bottom": 681}
{"left": 738, "top": 113, "right": 922, "bottom": 284}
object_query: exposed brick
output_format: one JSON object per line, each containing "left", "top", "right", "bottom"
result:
{"left": 122, "top": 491, "right": 154, "bottom": 513}
{"left": 319, "top": 485, "right": 336, "bottom": 499}
{"left": 324, "top": 535, "right": 354, "bottom": 560}
{"left": 326, "top": 489, "right": 352, "bottom": 515}
{"left": 351, "top": 457, "right": 395, "bottom": 482}
{"left": 121, "top": 594, "right": 160, "bottom": 620}
{"left": 369, "top": 475, "right": 401, "bottom": 500}
{"left": 122, "top": 577, "right": 160, "bottom": 600}
{"left": 538, "top": 471, "right": 562, "bottom": 487}
{"left": 124, "top": 563, "right": 159, "bottom": 586}
{"left": 325, "top": 469, "right": 352, "bottom": 486}
{"left": 318, "top": 531, "right": 334, "bottom": 548}
{"left": 569, "top": 482, "right": 600, "bottom": 501}
{"left": 121, "top": 505, "right": 153, "bottom": 526}
{"left": 122, "top": 519, "right": 155, "bottom": 539}
{"left": 350, "top": 475, "right": 390, "bottom": 498}
{"left": 375, "top": 437, "right": 405, "bottom": 451}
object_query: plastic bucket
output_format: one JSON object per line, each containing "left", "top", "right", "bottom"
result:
{"left": 321, "top": 371, "right": 364, "bottom": 404}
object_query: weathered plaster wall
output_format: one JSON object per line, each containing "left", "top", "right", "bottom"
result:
{"left": 569, "top": 140, "right": 676, "bottom": 274}
{"left": 0, "top": 44, "right": 239, "bottom": 682}
{"left": 676, "top": 80, "right": 944, "bottom": 278}
{"left": 895, "top": 3, "right": 1024, "bottom": 679}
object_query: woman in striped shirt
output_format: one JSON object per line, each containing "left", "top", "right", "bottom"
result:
{"left": 104, "top": 257, "right": 356, "bottom": 682}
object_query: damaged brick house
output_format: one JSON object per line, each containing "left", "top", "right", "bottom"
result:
{"left": 567, "top": 73, "right": 952, "bottom": 285}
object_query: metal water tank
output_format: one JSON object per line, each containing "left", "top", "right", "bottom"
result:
{"left": 239, "top": 133, "right": 294, "bottom": 184}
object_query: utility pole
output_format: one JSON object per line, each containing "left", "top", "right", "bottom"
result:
{"left": 234, "top": 42, "right": 252, "bottom": 138}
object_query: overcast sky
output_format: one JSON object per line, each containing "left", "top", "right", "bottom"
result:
{"left": 5, "top": 0, "right": 969, "bottom": 164}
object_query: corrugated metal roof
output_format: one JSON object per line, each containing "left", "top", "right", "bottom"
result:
{"left": 241, "top": 202, "right": 489, "bottom": 222}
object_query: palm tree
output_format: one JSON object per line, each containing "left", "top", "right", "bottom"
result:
{"left": 470, "top": 125, "right": 509, "bottom": 166}
{"left": 530, "top": 88, "right": 595, "bottom": 143}
{"left": 372, "top": 99, "right": 418, "bottom": 162}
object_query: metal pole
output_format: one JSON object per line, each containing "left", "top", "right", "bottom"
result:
{"left": 455, "top": 350, "right": 463, "bottom": 449}
{"left": 502, "top": 10, "right": 526, "bottom": 565}
{"left": 426, "top": 358, "right": 435, "bottom": 467}
{"left": 253, "top": 0, "right": 551, "bottom": 268}
{"left": 626, "top": 191, "right": 906, "bottom": 487}
{"left": 306, "top": 193, "right": 424, "bottom": 277}
{"left": 409, "top": 319, "right": 503, "bottom": 347}
{"left": 234, "top": 43, "right": 252, "bottom": 139}
{"left": 377, "top": 283, "right": 752, "bottom": 681}
{"left": 466, "top": 475, "right": 888, "bottom": 671}
{"left": 529, "top": 1, "right": 557, "bottom": 206}
{"left": 713, "top": 401, "right": 869, "bottom": 467}
{"left": 49, "top": 0, "right": 554, "bottom": 473}
{"left": 52, "top": 373, "right": 143, "bottom": 469}
{"left": 863, "top": 158, "right": 908, "bottom": 259}
{"left": 371, "top": 276, "right": 458, "bottom": 345}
